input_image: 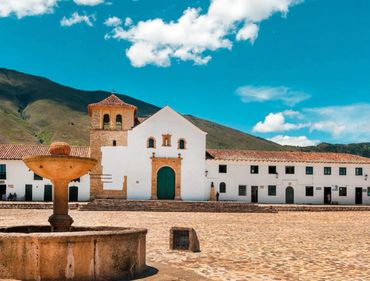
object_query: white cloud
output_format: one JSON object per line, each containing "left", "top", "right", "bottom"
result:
{"left": 106, "top": 0, "right": 302, "bottom": 67}
{"left": 104, "top": 16, "right": 122, "bottom": 27}
{"left": 254, "top": 104, "right": 370, "bottom": 143}
{"left": 73, "top": 0, "right": 104, "bottom": 6}
{"left": 124, "top": 17, "right": 133, "bottom": 27}
{"left": 60, "top": 12, "right": 95, "bottom": 27}
{"left": 269, "top": 135, "right": 320, "bottom": 147}
{"left": 305, "top": 104, "right": 370, "bottom": 141}
{"left": 236, "top": 23, "right": 259, "bottom": 42}
{"left": 0, "top": 0, "right": 59, "bottom": 18}
{"left": 236, "top": 85, "right": 311, "bottom": 106}
{"left": 253, "top": 112, "right": 306, "bottom": 133}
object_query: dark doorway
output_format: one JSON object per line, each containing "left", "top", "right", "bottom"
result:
{"left": 324, "top": 187, "right": 331, "bottom": 204}
{"left": 44, "top": 185, "right": 52, "bottom": 202}
{"left": 251, "top": 186, "right": 258, "bottom": 203}
{"left": 25, "top": 185, "right": 32, "bottom": 201}
{"left": 285, "top": 186, "right": 294, "bottom": 204}
{"left": 69, "top": 186, "right": 79, "bottom": 202}
{"left": 157, "top": 167, "right": 175, "bottom": 200}
{"left": 355, "top": 187, "right": 363, "bottom": 204}
{"left": 0, "top": 185, "right": 6, "bottom": 200}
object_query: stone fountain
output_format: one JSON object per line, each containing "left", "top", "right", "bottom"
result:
{"left": 0, "top": 142, "right": 147, "bottom": 281}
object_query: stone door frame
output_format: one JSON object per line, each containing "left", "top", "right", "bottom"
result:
{"left": 151, "top": 154, "right": 182, "bottom": 200}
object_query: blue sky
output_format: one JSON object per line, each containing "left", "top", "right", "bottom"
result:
{"left": 1, "top": 0, "right": 370, "bottom": 146}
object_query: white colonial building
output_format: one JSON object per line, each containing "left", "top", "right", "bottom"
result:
{"left": 206, "top": 150, "right": 370, "bottom": 205}
{"left": 0, "top": 144, "right": 90, "bottom": 202}
{"left": 1, "top": 94, "right": 370, "bottom": 205}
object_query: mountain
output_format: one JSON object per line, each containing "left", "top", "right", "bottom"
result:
{"left": 0, "top": 68, "right": 284, "bottom": 150}
{"left": 297, "top": 143, "right": 370, "bottom": 158}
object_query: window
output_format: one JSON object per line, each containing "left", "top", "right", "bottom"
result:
{"left": 103, "top": 114, "right": 110, "bottom": 129}
{"left": 268, "top": 166, "right": 277, "bottom": 174}
{"left": 34, "top": 173, "right": 43, "bottom": 181}
{"left": 251, "top": 165, "right": 259, "bottom": 174}
{"left": 162, "top": 134, "right": 172, "bottom": 147}
{"left": 219, "top": 165, "right": 227, "bottom": 173}
{"left": 219, "top": 182, "right": 226, "bottom": 193}
{"left": 0, "top": 164, "right": 6, "bottom": 180}
{"left": 324, "top": 167, "right": 332, "bottom": 175}
{"left": 268, "top": 185, "right": 276, "bottom": 196}
{"left": 112, "top": 140, "right": 117, "bottom": 146}
{"left": 178, "top": 139, "right": 186, "bottom": 150}
{"left": 355, "top": 167, "right": 363, "bottom": 176}
{"left": 339, "top": 167, "right": 347, "bottom": 176}
{"left": 305, "top": 186, "right": 314, "bottom": 196}
{"left": 285, "top": 166, "right": 295, "bottom": 174}
{"left": 115, "top": 114, "right": 122, "bottom": 129}
{"left": 339, "top": 187, "right": 347, "bottom": 196}
{"left": 368, "top": 187, "right": 370, "bottom": 196}
{"left": 238, "top": 185, "right": 247, "bottom": 196}
{"left": 147, "top": 137, "right": 156, "bottom": 148}
{"left": 306, "top": 166, "right": 313, "bottom": 175}
{"left": 72, "top": 178, "right": 80, "bottom": 182}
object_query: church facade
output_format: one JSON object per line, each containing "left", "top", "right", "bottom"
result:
{"left": 88, "top": 95, "right": 370, "bottom": 205}
{"left": 1, "top": 94, "right": 370, "bottom": 205}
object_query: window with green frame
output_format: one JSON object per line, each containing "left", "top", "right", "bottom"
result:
{"left": 0, "top": 164, "right": 6, "bottom": 180}
{"left": 268, "top": 185, "right": 276, "bottom": 196}
{"left": 305, "top": 166, "right": 313, "bottom": 175}
{"left": 285, "top": 166, "right": 295, "bottom": 174}
{"left": 324, "top": 167, "right": 332, "bottom": 175}
{"left": 355, "top": 167, "right": 363, "bottom": 176}
{"left": 339, "top": 187, "right": 347, "bottom": 196}
{"left": 250, "top": 165, "right": 259, "bottom": 174}
{"left": 238, "top": 185, "right": 247, "bottom": 196}
{"left": 305, "top": 186, "right": 314, "bottom": 196}
{"left": 339, "top": 167, "right": 347, "bottom": 176}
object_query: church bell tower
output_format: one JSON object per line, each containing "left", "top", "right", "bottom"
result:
{"left": 88, "top": 94, "right": 137, "bottom": 199}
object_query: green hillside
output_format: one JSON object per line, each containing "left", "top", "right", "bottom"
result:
{"left": 185, "top": 115, "right": 283, "bottom": 150}
{"left": 297, "top": 143, "right": 370, "bottom": 158}
{"left": 0, "top": 68, "right": 284, "bottom": 150}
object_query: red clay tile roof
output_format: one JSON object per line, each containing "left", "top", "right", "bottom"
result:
{"left": 0, "top": 144, "right": 90, "bottom": 160}
{"left": 206, "top": 149, "right": 370, "bottom": 164}
{"left": 88, "top": 94, "right": 137, "bottom": 115}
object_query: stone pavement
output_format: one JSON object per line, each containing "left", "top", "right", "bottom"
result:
{"left": 0, "top": 209, "right": 369, "bottom": 281}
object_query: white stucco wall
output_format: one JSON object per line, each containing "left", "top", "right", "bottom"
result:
{"left": 0, "top": 160, "right": 90, "bottom": 201}
{"left": 206, "top": 160, "right": 370, "bottom": 205}
{"left": 101, "top": 106, "right": 208, "bottom": 200}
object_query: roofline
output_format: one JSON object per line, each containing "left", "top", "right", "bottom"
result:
{"left": 134, "top": 106, "right": 207, "bottom": 135}
{"left": 206, "top": 158, "right": 370, "bottom": 164}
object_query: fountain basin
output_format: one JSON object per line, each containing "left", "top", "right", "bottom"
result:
{"left": 23, "top": 155, "right": 98, "bottom": 181}
{"left": 0, "top": 226, "right": 147, "bottom": 281}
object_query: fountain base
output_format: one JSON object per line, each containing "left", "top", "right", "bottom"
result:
{"left": 48, "top": 214, "right": 74, "bottom": 232}
{"left": 0, "top": 226, "right": 147, "bottom": 281}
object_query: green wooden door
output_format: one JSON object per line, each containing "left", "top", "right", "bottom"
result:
{"left": 44, "top": 185, "right": 52, "bottom": 202}
{"left": 285, "top": 186, "right": 294, "bottom": 204}
{"left": 69, "top": 186, "right": 78, "bottom": 202}
{"left": 157, "top": 167, "right": 175, "bottom": 200}
{"left": 25, "top": 185, "right": 32, "bottom": 201}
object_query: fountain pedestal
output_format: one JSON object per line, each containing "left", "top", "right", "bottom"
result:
{"left": 48, "top": 179, "right": 74, "bottom": 231}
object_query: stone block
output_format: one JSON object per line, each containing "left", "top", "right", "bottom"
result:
{"left": 170, "top": 227, "right": 200, "bottom": 252}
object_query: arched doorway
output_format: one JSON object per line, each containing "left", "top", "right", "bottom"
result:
{"left": 285, "top": 186, "right": 294, "bottom": 204}
{"left": 157, "top": 167, "right": 175, "bottom": 200}
{"left": 69, "top": 186, "right": 78, "bottom": 202}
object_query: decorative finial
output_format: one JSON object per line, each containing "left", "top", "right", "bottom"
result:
{"left": 49, "top": 142, "right": 71, "bottom": 156}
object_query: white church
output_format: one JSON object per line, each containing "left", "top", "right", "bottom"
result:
{"left": 1, "top": 94, "right": 370, "bottom": 205}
